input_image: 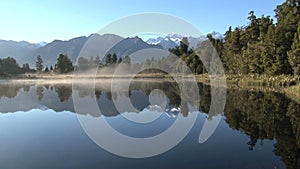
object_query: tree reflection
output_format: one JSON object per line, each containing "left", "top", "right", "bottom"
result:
{"left": 54, "top": 85, "right": 72, "bottom": 102}
{"left": 0, "top": 84, "right": 24, "bottom": 99}
{"left": 224, "top": 89, "right": 300, "bottom": 169}
{"left": 1, "top": 81, "right": 300, "bottom": 168}
{"left": 36, "top": 86, "right": 44, "bottom": 101}
{"left": 95, "top": 90, "right": 102, "bottom": 100}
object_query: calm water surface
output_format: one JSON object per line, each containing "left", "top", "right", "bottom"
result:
{"left": 0, "top": 80, "right": 299, "bottom": 169}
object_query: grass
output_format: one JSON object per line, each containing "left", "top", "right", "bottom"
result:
{"left": 225, "top": 74, "right": 300, "bottom": 88}
{"left": 17, "top": 72, "right": 172, "bottom": 79}
{"left": 3, "top": 73, "right": 300, "bottom": 102}
{"left": 284, "top": 84, "right": 300, "bottom": 104}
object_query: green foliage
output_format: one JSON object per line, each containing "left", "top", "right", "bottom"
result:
{"left": 77, "top": 57, "right": 90, "bottom": 70}
{"left": 36, "top": 86, "right": 44, "bottom": 101}
{"left": 167, "top": 36, "right": 206, "bottom": 74}
{"left": 36, "top": 55, "right": 44, "bottom": 73}
{"left": 123, "top": 55, "right": 131, "bottom": 64}
{"left": 44, "top": 66, "right": 49, "bottom": 73}
{"left": 55, "top": 85, "right": 72, "bottom": 102}
{"left": 94, "top": 56, "right": 100, "bottom": 65}
{"left": 77, "top": 56, "right": 101, "bottom": 70}
{"left": 262, "top": 24, "right": 276, "bottom": 75}
{"left": 0, "top": 57, "right": 33, "bottom": 75}
{"left": 224, "top": 89, "right": 300, "bottom": 168}
{"left": 55, "top": 54, "right": 74, "bottom": 73}
{"left": 112, "top": 53, "right": 117, "bottom": 64}
{"left": 22, "top": 63, "right": 31, "bottom": 73}
{"left": 221, "top": 1, "right": 300, "bottom": 76}
{"left": 117, "top": 57, "right": 123, "bottom": 63}
{"left": 274, "top": 0, "right": 300, "bottom": 74}
{"left": 179, "top": 37, "right": 189, "bottom": 54}
{"left": 105, "top": 54, "right": 112, "bottom": 65}
{"left": 288, "top": 22, "right": 300, "bottom": 75}
{"left": 76, "top": 53, "right": 132, "bottom": 71}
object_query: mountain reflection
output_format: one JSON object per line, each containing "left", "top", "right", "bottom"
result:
{"left": 0, "top": 80, "right": 300, "bottom": 168}
{"left": 0, "top": 80, "right": 185, "bottom": 116}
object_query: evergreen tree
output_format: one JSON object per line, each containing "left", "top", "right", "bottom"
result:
{"left": 105, "top": 54, "right": 112, "bottom": 65}
{"left": 112, "top": 53, "right": 117, "bottom": 63}
{"left": 0, "top": 59, "right": 2, "bottom": 74}
{"left": 123, "top": 55, "right": 131, "bottom": 64}
{"left": 274, "top": 0, "right": 300, "bottom": 74}
{"left": 262, "top": 24, "right": 276, "bottom": 75}
{"left": 94, "top": 56, "right": 100, "bottom": 65}
{"left": 179, "top": 37, "right": 189, "bottom": 54}
{"left": 22, "top": 63, "right": 31, "bottom": 73}
{"left": 258, "top": 16, "right": 274, "bottom": 41}
{"left": 55, "top": 54, "right": 74, "bottom": 73}
{"left": 88, "top": 56, "right": 94, "bottom": 64}
{"left": 243, "top": 42, "right": 263, "bottom": 74}
{"left": 223, "top": 27, "right": 243, "bottom": 74}
{"left": 36, "top": 86, "right": 44, "bottom": 101}
{"left": 288, "top": 22, "right": 300, "bottom": 75}
{"left": 117, "top": 57, "right": 123, "bottom": 63}
{"left": 246, "top": 11, "right": 260, "bottom": 42}
{"left": 0, "top": 57, "right": 22, "bottom": 74}
{"left": 169, "top": 46, "right": 181, "bottom": 56}
{"left": 36, "top": 55, "right": 44, "bottom": 73}
{"left": 44, "top": 66, "right": 49, "bottom": 73}
{"left": 190, "top": 53, "right": 203, "bottom": 74}
{"left": 207, "top": 34, "right": 224, "bottom": 57}
{"left": 77, "top": 57, "right": 90, "bottom": 70}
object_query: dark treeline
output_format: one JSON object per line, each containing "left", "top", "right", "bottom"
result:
{"left": 0, "top": 57, "right": 34, "bottom": 75}
{"left": 77, "top": 54, "right": 131, "bottom": 71}
{"left": 208, "top": 0, "right": 300, "bottom": 76}
{"left": 166, "top": 0, "right": 300, "bottom": 76}
{"left": 0, "top": 53, "right": 75, "bottom": 75}
{"left": 36, "top": 54, "right": 74, "bottom": 74}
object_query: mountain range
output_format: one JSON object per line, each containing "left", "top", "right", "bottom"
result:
{"left": 0, "top": 32, "right": 223, "bottom": 68}
{"left": 146, "top": 31, "right": 223, "bottom": 49}
{"left": 0, "top": 40, "right": 46, "bottom": 64}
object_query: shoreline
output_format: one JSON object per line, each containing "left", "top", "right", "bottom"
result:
{"left": 284, "top": 85, "right": 300, "bottom": 104}
{"left": 1, "top": 73, "right": 299, "bottom": 102}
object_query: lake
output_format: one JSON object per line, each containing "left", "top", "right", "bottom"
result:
{"left": 0, "top": 79, "right": 299, "bottom": 169}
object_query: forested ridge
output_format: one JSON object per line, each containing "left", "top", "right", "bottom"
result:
{"left": 179, "top": 0, "right": 300, "bottom": 76}
{"left": 222, "top": 1, "right": 300, "bottom": 76}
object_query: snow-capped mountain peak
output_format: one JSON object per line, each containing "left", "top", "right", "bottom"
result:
{"left": 210, "top": 31, "right": 223, "bottom": 39}
{"left": 146, "top": 32, "right": 223, "bottom": 49}
{"left": 165, "top": 32, "right": 183, "bottom": 43}
{"left": 37, "top": 41, "right": 47, "bottom": 47}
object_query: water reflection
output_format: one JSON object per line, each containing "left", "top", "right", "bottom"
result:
{"left": 225, "top": 89, "right": 300, "bottom": 169}
{"left": 0, "top": 80, "right": 299, "bottom": 168}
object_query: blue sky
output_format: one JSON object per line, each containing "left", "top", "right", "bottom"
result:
{"left": 0, "top": 0, "right": 285, "bottom": 43}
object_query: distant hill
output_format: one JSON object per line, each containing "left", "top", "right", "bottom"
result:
{"left": 107, "top": 36, "right": 162, "bottom": 60}
{"left": 0, "top": 34, "right": 163, "bottom": 68}
{"left": 0, "top": 40, "right": 45, "bottom": 64}
{"left": 0, "top": 32, "right": 224, "bottom": 67}
{"left": 25, "top": 36, "right": 89, "bottom": 67}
